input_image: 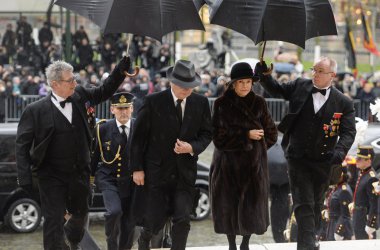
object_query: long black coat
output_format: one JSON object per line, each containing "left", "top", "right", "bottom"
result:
{"left": 129, "top": 88, "right": 212, "bottom": 231}
{"left": 210, "top": 89, "right": 277, "bottom": 235}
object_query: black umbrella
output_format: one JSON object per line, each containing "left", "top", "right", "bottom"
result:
{"left": 55, "top": 0, "right": 205, "bottom": 42}
{"left": 55, "top": 0, "right": 204, "bottom": 76}
{"left": 209, "top": 0, "right": 337, "bottom": 49}
{"left": 209, "top": 0, "right": 337, "bottom": 63}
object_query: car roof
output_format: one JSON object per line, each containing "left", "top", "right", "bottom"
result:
{"left": 0, "top": 123, "right": 18, "bottom": 135}
{"left": 348, "top": 123, "right": 380, "bottom": 155}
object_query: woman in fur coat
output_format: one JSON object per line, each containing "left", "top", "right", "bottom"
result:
{"left": 210, "top": 62, "right": 278, "bottom": 250}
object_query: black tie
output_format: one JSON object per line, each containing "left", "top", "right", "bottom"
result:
{"left": 312, "top": 87, "right": 327, "bottom": 96}
{"left": 59, "top": 96, "right": 72, "bottom": 108}
{"left": 120, "top": 125, "right": 128, "bottom": 147}
{"left": 176, "top": 99, "right": 183, "bottom": 125}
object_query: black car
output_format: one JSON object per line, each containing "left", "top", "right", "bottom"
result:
{"left": 0, "top": 123, "right": 210, "bottom": 233}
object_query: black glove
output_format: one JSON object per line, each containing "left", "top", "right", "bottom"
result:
{"left": 21, "top": 184, "right": 33, "bottom": 195}
{"left": 117, "top": 56, "right": 131, "bottom": 75}
{"left": 254, "top": 61, "right": 269, "bottom": 77}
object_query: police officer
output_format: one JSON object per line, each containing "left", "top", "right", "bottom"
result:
{"left": 350, "top": 145, "right": 379, "bottom": 240}
{"left": 324, "top": 166, "right": 353, "bottom": 241}
{"left": 91, "top": 92, "right": 135, "bottom": 250}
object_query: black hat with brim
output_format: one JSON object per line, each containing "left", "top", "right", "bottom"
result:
{"left": 111, "top": 92, "right": 134, "bottom": 107}
{"left": 228, "top": 62, "right": 260, "bottom": 85}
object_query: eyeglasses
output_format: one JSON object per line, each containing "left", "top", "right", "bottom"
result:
{"left": 310, "top": 67, "right": 333, "bottom": 75}
{"left": 60, "top": 77, "right": 77, "bottom": 84}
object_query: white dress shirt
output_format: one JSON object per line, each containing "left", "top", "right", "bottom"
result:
{"left": 171, "top": 89, "right": 187, "bottom": 120}
{"left": 312, "top": 85, "right": 331, "bottom": 113}
{"left": 51, "top": 92, "right": 73, "bottom": 123}
{"left": 116, "top": 119, "right": 131, "bottom": 137}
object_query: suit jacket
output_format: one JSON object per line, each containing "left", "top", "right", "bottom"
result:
{"left": 260, "top": 76, "right": 356, "bottom": 165}
{"left": 129, "top": 88, "right": 212, "bottom": 188}
{"left": 16, "top": 67, "right": 126, "bottom": 186}
{"left": 91, "top": 118, "right": 134, "bottom": 198}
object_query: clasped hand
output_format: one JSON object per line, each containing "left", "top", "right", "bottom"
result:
{"left": 249, "top": 129, "right": 264, "bottom": 140}
{"left": 174, "top": 139, "right": 193, "bottom": 154}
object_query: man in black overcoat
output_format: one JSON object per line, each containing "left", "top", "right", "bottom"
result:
{"left": 130, "top": 60, "right": 212, "bottom": 250}
{"left": 255, "top": 57, "right": 356, "bottom": 250}
{"left": 91, "top": 92, "right": 135, "bottom": 250}
{"left": 16, "top": 57, "right": 131, "bottom": 250}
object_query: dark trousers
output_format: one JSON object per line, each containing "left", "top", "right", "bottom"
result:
{"left": 102, "top": 189, "right": 135, "bottom": 250}
{"left": 139, "top": 183, "right": 193, "bottom": 250}
{"left": 38, "top": 170, "right": 90, "bottom": 250}
{"left": 270, "top": 183, "right": 290, "bottom": 243}
{"left": 287, "top": 158, "right": 331, "bottom": 250}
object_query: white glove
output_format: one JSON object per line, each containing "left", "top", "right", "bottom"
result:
{"left": 365, "top": 225, "right": 376, "bottom": 238}
{"left": 334, "top": 233, "right": 344, "bottom": 241}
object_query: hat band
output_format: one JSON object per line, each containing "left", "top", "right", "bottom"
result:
{"left": 172, "top": 71, "right": 195, "bottom": 83}
{"left": 357, "top": 154, "right": 371, "bottom": 159}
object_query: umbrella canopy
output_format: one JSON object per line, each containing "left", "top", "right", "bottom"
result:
{"left": 209, "top": 0, "right": 337, "bottom": 49}
{"left": 55, "top": 0, "right": 205, "bottom": 42}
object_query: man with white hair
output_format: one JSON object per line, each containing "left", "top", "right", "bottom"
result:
{"left": 16, "top": 57, "right": 131, "bottom": 250}
{"left": 255, "top": 57, "right": 356, "bottom": 250}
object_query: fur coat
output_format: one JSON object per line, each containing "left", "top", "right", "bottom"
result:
{"left": 210, "top": 89, "right": 277, "bottom": 235}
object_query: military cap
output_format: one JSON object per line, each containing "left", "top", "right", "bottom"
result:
{"left": 356, "top": 145, "right": 375, "bottom": 159}
{"left": 110, "top": 92, "right": 134, "bottom": 107}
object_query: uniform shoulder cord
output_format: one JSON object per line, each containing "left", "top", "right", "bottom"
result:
{"left": 96, "top": 120, "right": 121, "bottom": 165}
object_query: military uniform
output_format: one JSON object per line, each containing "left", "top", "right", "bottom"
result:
{"left": 325, "top": 183, "right": 353, "bottom": 240}
{"left": 351, "top": 146, "right": 379, "bottom": 239}
{"left": 91, "top": 92, "right": 135, "bottom": 250}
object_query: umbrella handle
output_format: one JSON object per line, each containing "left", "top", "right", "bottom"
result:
{"left": 260, "top": 41, "right": 273, "bottom": 76}
{"left": 124, "top": 66, "right": 140, "bottom": 77}
{"left": 259, "top": 57, "right": 273, "bottom": 76}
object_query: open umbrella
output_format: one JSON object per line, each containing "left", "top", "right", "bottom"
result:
{"left": 55, "top": 0, "right": 205, "bottom": 42}
{"left": 55, "top": 0, "right": 204, "bottom": 76}
{"left": 209, "top": 0, "right": 337, "bottom": 49}
{"left": 208, "top": 0, "right": 337, "bottom": 71}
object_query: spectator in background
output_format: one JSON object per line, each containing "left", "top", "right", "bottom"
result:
{"left": 215, "top": 75, "right": 228, "bottom": 97}
{"left": 2, "top": 23, "right": 17, "bottom": 60}
{"left": 100, "top": 42, "right": 116, "bottom": 72}
{"left": 0, "top": 80, "right": 8, "bottom": 122}
{"left": 38, "top": 22, "right": 53, "bottom": 46}
{"left": 21, "top": 75, "right": 40, "bottom": 95}
{"left": 194, "top": 73, "right": 216, "bottom": 97}
{"left": 16, "top": 47, "right": 29, "bottom": 67}
{"left": 16, "top": 16, "right": 33, "bottom": 48}
{"left": 356, "top": 82, "right": 376, "bottom": 105}
{"left": 76, "top": 38, "right": 93, "bottom": 70}
{"left": 73, "top": 25, "right": 89, "bottom": 49}
{"left": 12, "top": 76, "right": 21, "bottom": 96}
{"left": 0, "top": 46, "right": 9, "bottom": 65}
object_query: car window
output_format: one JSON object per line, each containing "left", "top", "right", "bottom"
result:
{"left": 0, "top": 134, "right": 16, "bottom": 163}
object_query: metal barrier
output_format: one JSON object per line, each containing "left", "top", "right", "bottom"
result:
{"left": 2, "top": 95, "right": 376, "bottom": 123}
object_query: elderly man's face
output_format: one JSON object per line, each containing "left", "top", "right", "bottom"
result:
{"left": 311, "top": 59, "right": 336, "bottom": 89}
{"left": 171, "top": 83, "right": 193, "bottom": 100}
{"left": 52, "top": 70, "right": 77, "bottom": 98}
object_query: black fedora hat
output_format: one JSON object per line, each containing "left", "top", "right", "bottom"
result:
{"left": 229, "top": 62, "right": 260, "bottom": 84}
{"left": 167, "top": 60, "right": 201, "bottom": 88}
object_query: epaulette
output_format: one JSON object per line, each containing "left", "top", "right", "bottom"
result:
{"left": 370, "top": 171, "right": 375, "bottom": 177}
{"left": 342, "top": 184, "right": 346, "bottom": 190}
